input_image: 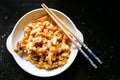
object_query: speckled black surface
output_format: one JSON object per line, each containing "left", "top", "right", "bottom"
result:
{"left": 0, "top": 0, "right": 119, "bottom": 80}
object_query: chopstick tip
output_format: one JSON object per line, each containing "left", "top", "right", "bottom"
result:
{"left": 93, "top": 64, "right": 98, "bottom": 69}
{"left": 41, "top": 3, "right": 45, "bottom": 6}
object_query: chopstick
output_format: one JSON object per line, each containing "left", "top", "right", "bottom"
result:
{"left": 41, "top": 3, "right": 102, "bottom": 68}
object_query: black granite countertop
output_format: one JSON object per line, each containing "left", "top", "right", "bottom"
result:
{"left": 0, "top": 0, "right": 119, "bottom": 80}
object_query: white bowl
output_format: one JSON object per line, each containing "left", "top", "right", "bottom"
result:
{"left": 6, "top": 8, "right": 84, "bottom": 77}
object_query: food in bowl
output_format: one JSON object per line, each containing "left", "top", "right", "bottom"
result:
{"left": 13, "top": 15, "right": 72, "bottom": 70}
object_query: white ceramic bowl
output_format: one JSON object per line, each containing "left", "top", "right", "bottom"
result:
{"left": 6, "top": 8, "right": 84, "bottom": 77}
